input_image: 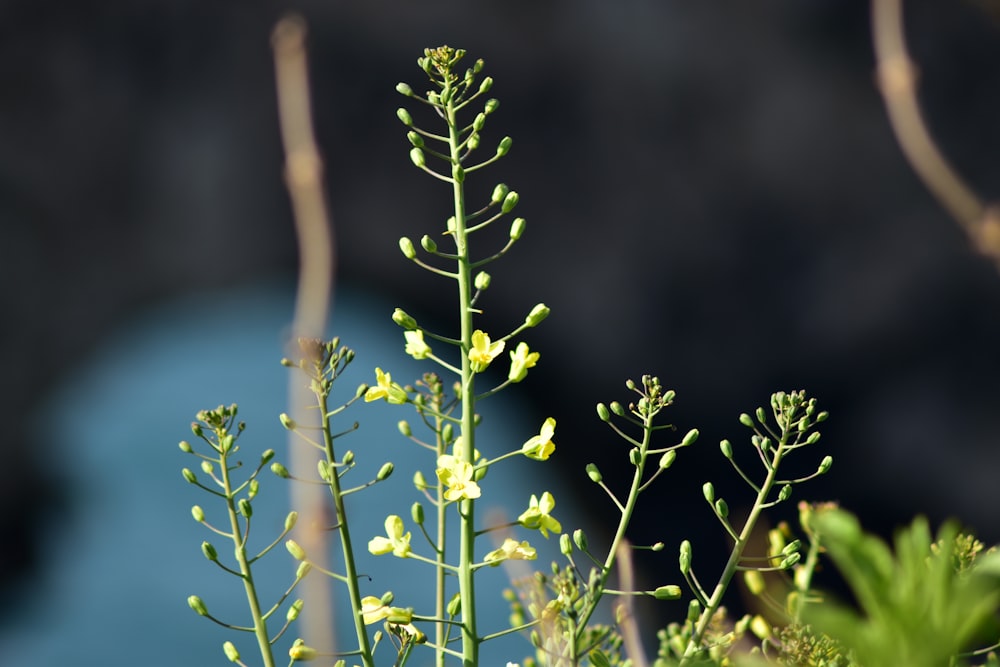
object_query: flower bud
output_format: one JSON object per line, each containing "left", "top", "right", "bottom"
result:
{"left": 473, "top": 112, "right": 487, "bottom": 132}
{"left": 681, "top": 428, "right": 699, "bottom": 447}
{"left": 396, "top": 107, "right": 413, "bottom": 126}
{"left": 817, "top": 455, "right": 833, "bottom": 474}
{"left": 778, "top": 484, "right": 793, "bottom": 502}
{"left": 420, "top": 235, "right": 437, "bottom": 252}
{"left": 453, "top": 164, "right": 465, "bottom": 182}
{"left": 485, "top": 185, "right": 509, "bottom": 208}
{"left": 739, "top": 413, "right": 754, "bottom": 428}
{"left": 560, "top": 533, "right": 572, "bottom": 556}
{"left": 687, "top": 599, "right": 701, "bottom": 623}
{"left": 178, "top": 441, "right": 193, "bottom": 453}
{"left": 284, "top": 511, "right": 298, "bottom": 531}
{"left": 679, "top": 540, "right": 692, "bottom": 574}
{"left": 286, "top": 539, "right": 306, "bottom": 561}
{"left": 484, "top": 98, "right": 499, "bottom": 114}
{"left": 744, "top": 569, "right": 766, "bottom": 595}
{"left": 715, "top": 499, "right": 729, "bottom": 518}
{"left": 702, "top": 482, "right": 715, "bottom": 504}
{"left": 201, "top": 460, "right": 213, "bottom": 474}
{"left": 441, "top": 423, "right": 454, "bottom": 443}
{"left": 392, "top": 308, "right": 418, "bottom": 330}
{"left": 409, "top": 147, "right": 425, "bottom": 168}
{"left": 376, "top": 462, "right": 394, "bottom": 481}
{"left": 653, "top": 585, "right": 682, "bottom": 600}
{"left": 524, "top": 303, "right": 550, "bottom": 327}
{"left": 317, "top": 460, "right": 331, "bottom": 482}
{"left": 651, "top": 541, "right": 665, "bottom": 551}
{"left": 287, "top": 598, "right": 304, "bottom": 622}
{"left": 355, "top": 383, "right": 368, "bottom": 398}
{"left": 658, "top": 450, "right": 677, "bottom": 470}
{"left": 202, "top": 541, "right": 218, "bottom": 561}
{"left": 573, "top": 529, "right": 588, "bottom": 551}
{"left": 191, "top": 505, "right": 205, "bottom": 522}
{"left": 596, "top": 403, "right": 610, "bottom": 422}
{"left": 496, "top": 135, "right": 513, "bottom": 156}
{"left": 720, "top": 439, "right": 733, "bottom": 458}
{"left": 260, "top": 449, "right": 275, "bottom": 465}
{"left": 182, "top": 468, "right": 197, "bottom": 484}
{"left": 191, "top": 422, "right": 203, "bottom": 437}
{"left": 188, "top": 595, "right": 209, "bottom": 616}
{"left": 501, "top": 190, "right": 519, "bottom": 213}
{"left": 447, "top": 593, "right": 461, "bottom": 617}
{"left": 413, "top": 470, "right": 428, "bottom": 491}
{"left": 271, "top": 462, "right": 289, "bottom": 478}
{"left": 610, "top": 401, "right": 625, "bottom": 416}
{"left": 248, "top": 479, "right": 259, "bottom": 499}
{"left": 781, "top": 552, "right": 801, "bottom": 568}
{"left": 411, "top": 501, "right": 424, "bottom": 525}
{"left": 396, "top": 82, "right": 414, "bottom": 96}
{"left": 474, "top": 271, "right": 491, "bottom": 290}
{"left": 238, "top": 498, "right": 252, "bottom": 518}
{"left": 586, "top": 463, "right": 602, "bottom": 483}
{"left": 279, "top": 413, "right": 295, "bottom": 430}
{"left": 296, "top": 561, "right": 311, "bottom": 579}
{"left": 406, "top": 130, "right": 423, "bottom": 148}
{"left": 756, "top": 407, "right": 768, "bottom": 423}
{"left": 398, "top": 420, "right": 412, "bottom": 437}
{"left": 468, "top": 132, "right": 480, "bottom": 150}
{"left": 223, "top": 640, "right": 240, "bottom": 662}
{"left": 479, "top": 77, "right": 493, "bottom": 94}
{"left": 399, "top": 236, "right": 416, "bottom": 259}
{"left": 289, "top": 642, "right": 318, "bottom": 661}
{"left": 509, "top": 217, "right": 526, "bottom": 240}
{"left": 629, "top": 448, "right": 641, "bottom": 466}
{"left": 806, "top": 431, "right": 822, "bottom": 445}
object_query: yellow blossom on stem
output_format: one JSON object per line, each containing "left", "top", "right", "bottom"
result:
{"left": 436, "top": 454, "right": 481, "bottom": 501}
{"left": 364, "top": 368, "right": 408, "bottom": 404}
{"left": 368, "top": 515, "right": 412, "bottom": 557}
{"left": 508, "top": 341, "right": 539, "bottom": 382}
{"left": 468, "top": 329, "right": 504, "bottom": 373}
{"left": 517, "top": 491, "right": 562, "bottom": 538}
{"left": 484, "top": 538, "right": 537, "bottom": 566}
{"left": 403, "top": 330, "right": 432, "bottom": 360}
{"left": 361, "top": 596, "right": 392, "bottom": 625}
{"left": 521, "top": 417, "right": 556, "bottom": 461}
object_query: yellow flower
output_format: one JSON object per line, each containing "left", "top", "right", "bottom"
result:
{"left": 508, "top": 341, "right": 540, "bottom": 382}
{"left": 436, "top": 454, "right": 481, "bottom": 501}
{"left": 364, "top": 368, "right": 408, "bottom": 404}
{"left": 517, "top": 491, "right": 562, "bottom": 538}
{"left": 361, "top": 596, "right": 392, "bottom": 625}
{"left": 468, "top": 330, "right": 504, "bottom": 373}
{"left": 403, "top": 330, "right": 432, "bottom": 360}
{"left": 521, "top": 418, "right": 556, "bottom": 461}
{"left": 368, "top": 515, "right": 412, "bottom": 557}
{"left": 484, "top": 538, "right": 537, "bottom": 566}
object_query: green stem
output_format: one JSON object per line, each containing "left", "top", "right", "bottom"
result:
{"left": 435, "top": 408, "right": 448, "bottom": 667}
{"left": 318, "top": 390, "right": 375, "bottom": 667}
{"left": 445, "top": 79, "right": 480, "bottom": 667}
{"left": 220, "top": 452, "right": 277, "bottom": 667}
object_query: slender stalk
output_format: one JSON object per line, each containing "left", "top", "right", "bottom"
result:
{"left": 221, "top": 454, "right": 277, "bottom": 667}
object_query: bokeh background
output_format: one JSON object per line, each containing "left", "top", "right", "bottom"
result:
{"left": 3, "top": 0, "right": 1000, "bottom": 664}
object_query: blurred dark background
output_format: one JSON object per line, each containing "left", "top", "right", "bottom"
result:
{"left": 3, "top": 0, "right": 1000, "bottom": 656}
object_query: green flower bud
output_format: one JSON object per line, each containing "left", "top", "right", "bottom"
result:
{"left": 479, "top": 77, "right": 493, "bottom": 94}
{"left": 182, "top": 468, "right": 197, "bottom": 484}
{"left": 509, "top": 217, "right": 526, "bottom": 240}
{"left": 806, "top": 431, "right": 822, "bottom": 445}
{"left": 200, "top": 460, "right": 213, "bottom": 474}
{"left": 202, "top": 541, "right": 218, "bottom": 561}
{"left": 817, "top": 410, "right": 829, "bottom": 422}
{"left": 396, "top": 82, "right": 414, "bottom": 96}
{"left": 284, "top": 511, "right": 298, "bottom": 531}
{"left": 651, "top": 542, "right": 665, "bottom": 551}
{"left": 399, "top": 236, "right": 416, "bottom": 259}
{"left": 279, "top": 413, "right": 295, "bottom": 430}
{"left": 248, "top": 479, "right": 259, "bottom": 499}
{"left": 406, "top": 131, "right": 424, "bottom": 148}
{"left": 447, "top": 593, "right": 461, "bottom": 617}
{"left": 223, "top": 640, "right": 240, "bottom": 662}
{"left": 715, "top": 499, "right": 729, "bottom": 518}
{"left": 441, "top": 422, "right": 454, "bottom": 443}
{"left": 560, "top": 533, "right": 573, "bottom": 556}
{"left": 188, "top": 595, "right": 209, "bottom": 616}
{"left": 271, "top": 462, "right": 289, "bottom": 478}
{"left": 218, "top": 434, "right": 234, "bottom": 453}
{"left": 781, "top": 552, "right": 801, "bottom": 569}
{"left": 687, "top": 599, "right": 701, "bottom": 623}
{"left": 398, "top": 420, "right": 412, "bottom": 437}
{"left": 658, "top": 450, "right": 677, "bottom": 470}
{"left": 178, "top": 441, "right": 193, "bottom": 453}
{"left": 453, "top": 163, "right": 465, "bottom": 182}
{"left": 653, "top": 585, "right": 682, "bottom": 600}
{"left": 679, "top": 540, "right": 692, "bottom": 574}
{"left": 573, "top": 529, "right": 588, "bottom": 551}
{"left": 289, "top": 642, "right": 318, "bottom": 661}
{"left": 473, "top": 465, "right": 487, "bottom": 482}
{"left": 413, "top": 470, "right": 428, "bottom": 491}
{"left": 681, "top": 428, "right": 699, "bottom": 447}
{"left": 355, "top": 383, "right": 367, "bottom": 398}
{"left": 778, "top": 484, "right": 793, "bottom": 502}
{"left": 260, "top": 449, "right": 275, "bottom": 465}
{"left": 484, "top": 98, "right": 499, "bottom": 114}
{"left": 473, "top": 113, "right": 487, "bottom": 133}
{"left": 782, "top": 539, "right": 802, "bottom": 556}
{"left": 703, "top": 482, "right": 715, "bottom": 504}
{"left": 501, "top": 190, "right": 519, "bottom": 213}
{"left": 739, "top": 413, "right": 754, "bottom": 428}
{"left": 629, "top": 448, "right": 641, "bottom": 466}
{"left": 392, "top": 308, "right": 418, "bottom": 329}
{"left": 496, "top": 136, "right": 512, "bottom": 156}
{"left": 474, "top": 271, "right": 491, "bottom": 290}
{"left": 586, "top": 463, "right": 603, "bottom": 483}
{"left": 420, "top": 235, "right": 437, "bottom": 252}
{"left": 610, "top": 401, "right": 625, "bottom": 416}
{"left": 411, "top": 501, "right": 424, "bottom": 525}
{"left": 524, "top": 303, "right": 550, "bottom": 327}
{"left": 287, "top": 598, "right": 304, "bottom": 621}
{"left": 409, "top": 147, "right": 425, "bottom": 168}
{"left": 596, "top": 403, "right": 611, "bottom": 422}
{"left": 317, "top": 460, "right": 331, "bottom": 482}
{"left": 720, "top": 439, "right": 733, "bottom": 458}
{"left": 238, "top": 498, "right": 252, "bottom": 518}
{"left": 817, "top": 455, "right": 833, "bottom": 474}
{"left": 491, "top": 183, "right": 509, "bottom": 203}
{"left": 396, "top": 107, "right": 413, "bottom": 126}
{"left": 756, "top": 407, "right": 768, "bottom": 423}
{"left": 191, "top": 422, "right": 203, "bottom": 438}
{"left": 191, "top": 505, "right": 205, "bottom": 522}
{"left": 286, "top": 539, "right": 306, "bottom": 561}
{"left": 376, "top": 462, "right": 394, "bottom": 481}
{"left": 296, "top": 561, "right": 311, "bottom": 579}
{"left": 744, "top": 570, "right": 766, "bottom": 595}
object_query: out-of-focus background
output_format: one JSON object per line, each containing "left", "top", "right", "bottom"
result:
{"left": 3, "top": 0, "right": 1000, "bottom": 664}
